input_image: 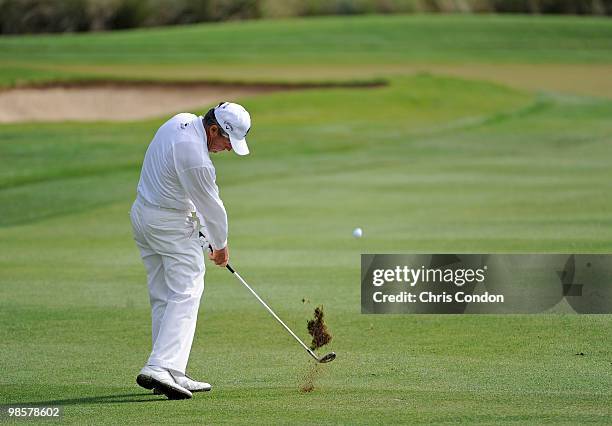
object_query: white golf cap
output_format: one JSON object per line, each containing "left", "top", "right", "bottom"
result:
{"left": 213, "top": 102, "right": 251, "bottom": 156}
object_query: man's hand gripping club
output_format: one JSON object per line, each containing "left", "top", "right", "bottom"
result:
{"left": 198, "top": 232, "right": 228, "bottom": 267}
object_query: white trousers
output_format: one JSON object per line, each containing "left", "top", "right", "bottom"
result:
{"left": 130, "top": 197, "right": 204, "bottom": 374}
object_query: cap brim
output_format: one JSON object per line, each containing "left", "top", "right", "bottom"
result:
{"left": 229, "top": 136, "right": 249, "bottom": 156}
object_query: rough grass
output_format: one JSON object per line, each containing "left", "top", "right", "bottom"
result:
{"left": 2, "top": 15, "right": 612, "bottom": 66}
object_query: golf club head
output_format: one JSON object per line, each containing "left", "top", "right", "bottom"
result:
{"left": 318, "top": 352, "right": 336, "bottom": 363}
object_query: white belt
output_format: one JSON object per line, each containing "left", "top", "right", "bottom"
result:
{"left": 137, "top": 194, "right": 191, "bottom": 214}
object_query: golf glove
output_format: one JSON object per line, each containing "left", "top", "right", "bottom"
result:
{"left": 198, "top": 230, "right": 210, "bottom": 250}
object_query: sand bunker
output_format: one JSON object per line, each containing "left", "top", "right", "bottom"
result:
{"left": 0, "top": 82, "right": 286, "bottom": 123}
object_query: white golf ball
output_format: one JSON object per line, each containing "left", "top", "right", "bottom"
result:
{"left": 352, "top": 227, "right": 363, "bottom": 238}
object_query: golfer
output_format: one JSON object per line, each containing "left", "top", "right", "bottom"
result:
{"left": 130, "top": 102, "right": 251, "bottom": 399}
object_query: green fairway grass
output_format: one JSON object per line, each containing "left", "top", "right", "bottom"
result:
{"left": 1, "top": 14, "right": 612, "bottom": 88}
{"left": 1, "top": 15, "right": 611, "bottom": 425}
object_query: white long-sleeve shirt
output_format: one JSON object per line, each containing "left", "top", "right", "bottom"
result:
{"left": 137, "top": 113, "right": 228, "bottom": 250}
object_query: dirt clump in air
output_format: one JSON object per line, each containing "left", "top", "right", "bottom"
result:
{"left": 299, "top": 306, "right": 333, "bottom": 393}
{"left": 307, "top": 306, "right": 332, "bottom": 350}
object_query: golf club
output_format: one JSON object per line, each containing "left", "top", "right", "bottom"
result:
{"left": 200, "top": 232, "right": 336, "bottom": 364}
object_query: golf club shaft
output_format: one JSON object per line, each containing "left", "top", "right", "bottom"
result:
{"left": 204, "top": 239, "right": 318, "bottom": 360}
{"left": 230, "top": 268, "right": 318, "bottom": 359}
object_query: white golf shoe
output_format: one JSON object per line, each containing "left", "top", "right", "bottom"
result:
{"left": 173, "top": 372, "right": 212, "bottom": 392}
{"left": 136, "top": 365, "right": 192, "bottom": 400}
{"left": 152, "top": 372, "right": 212, "bottom": 394}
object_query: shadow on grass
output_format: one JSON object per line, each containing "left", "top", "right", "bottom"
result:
{"left": 5, "top": 392, "right": 166, "bottom": 406}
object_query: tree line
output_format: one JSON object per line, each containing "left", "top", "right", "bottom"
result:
{"left": 1, "top": 0, "right": 610, "bottom": 35}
